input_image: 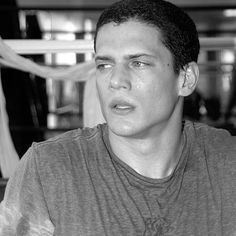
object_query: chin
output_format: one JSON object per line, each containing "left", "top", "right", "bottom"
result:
{"left": 108, "top": 120, "right": 138, "bottom": 137}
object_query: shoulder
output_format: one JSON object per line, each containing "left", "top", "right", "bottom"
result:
{"left": 38, "top": 124, "right": 105, "bottom": 145}
{"left": 19, "top": 124, "right": 108, "bottom": 178}
{"left": 185, "top": 120, "right": 236, "bottom": 170}
{"left": 33, "top": 124, "right": 106, "bottom": 156}
{"left": 185, "top": 120, "right": 235, "bottom": 151}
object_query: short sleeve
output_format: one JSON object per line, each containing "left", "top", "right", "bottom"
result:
{"left": 0, "top": 146, "right": 54, "bottom": 235}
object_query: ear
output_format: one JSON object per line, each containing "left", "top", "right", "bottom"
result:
{"left": 178, "top": 62, "right": 199, "bottom": 97}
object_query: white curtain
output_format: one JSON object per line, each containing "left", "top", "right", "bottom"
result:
{"left": 0, "top": 71, "right": 19, "bottom": 178}
{"left": 0, "top": 38, "right": 105, "bottom": 178}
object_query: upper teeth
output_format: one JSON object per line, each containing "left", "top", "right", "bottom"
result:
{"left": 116, "top": 105, "right": 130, "bottom": 109}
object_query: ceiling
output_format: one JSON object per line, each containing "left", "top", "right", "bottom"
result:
{"left": 16, "top": 0, "right": 236, "bottom": 8}
{"left": 13, "top": 0, "right": 236, "bottom": 36}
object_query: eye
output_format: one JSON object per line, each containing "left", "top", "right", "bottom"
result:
{"left": 131, "top": 61, "right": 149, "bottom": 68}
{"left": 96, "top": 63, "right": 112, "bottom": 71}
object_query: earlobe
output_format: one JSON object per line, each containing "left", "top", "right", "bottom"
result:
{"left": 178, "top": 62, "right": 199, "bottom": 97}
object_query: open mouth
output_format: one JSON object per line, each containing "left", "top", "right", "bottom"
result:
{"left": 110, "top": 101, "right": 135, "bottom": 114}
{"left": 114, "top": 104, "right": 132, "bottom": 110}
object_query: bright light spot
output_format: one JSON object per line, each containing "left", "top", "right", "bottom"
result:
{"left": 47, "top": 113, "right": 58, "bottom": 129}
{"left": 84, "top": 19, "right": 93, "bottom": 32}
{"left": 65, "top": 21, "right": 77, "bottom": 32}
{"left": 221, "top": 50, "right": 235, "bottom": 64}
{"left": 18, "top": 11, "right": 26, "bottom": 32}
{"left": 54, "top": 33, "right": 76, "bottom": 65}
{"left": 55, "top": 33, "right": 75, "bottom": 41}
{"left": 222, "top": 74, "right": 231, "bottom": 92}
{"left": 43, "top": 33, "right": 52, "bottom": 40}
{"left": 84, "top": 19, "right": 93, "bottom": 61}
{"left": 223, "top": 9, "right": 236, "bottom": 17}
{"left": 37, "top": 11, "right": 53, "bottom": 31}
{"left": 56, "top": 53, "right": 76, "bottom": 65}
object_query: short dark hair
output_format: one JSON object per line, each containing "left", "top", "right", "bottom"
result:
{"left": 94, "top": 0, "right": 200, "bottom": 74}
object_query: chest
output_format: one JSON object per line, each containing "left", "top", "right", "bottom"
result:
{"left": 46, "top": 166, "right": 235, "bottom": 236}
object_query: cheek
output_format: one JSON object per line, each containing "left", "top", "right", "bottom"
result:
{"left": 137, "top": 78, "right": 162, "bottom": 100}
{"left": 96, "top": 78, "right": 106, "bottom": 103}
{"left": 137, "top": 78, "right": 177, "bottom": 108}
{"left": 96, "top": 71, "right": 112, "bottom": 92}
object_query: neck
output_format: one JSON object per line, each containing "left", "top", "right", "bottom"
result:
{"left": 108, "top": 106, "right": 184, "bottom": 179}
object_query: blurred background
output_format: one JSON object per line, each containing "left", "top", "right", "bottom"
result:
{"left": 1, "top": 0, "right": 236, "bottom": 197}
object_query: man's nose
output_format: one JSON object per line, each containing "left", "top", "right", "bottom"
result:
{"left": 109, "top": 65, "right": 131, "bottom": 90}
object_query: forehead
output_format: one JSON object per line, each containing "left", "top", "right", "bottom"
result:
{"left": 95, "top": 20, "right": 166, "bottom": 55}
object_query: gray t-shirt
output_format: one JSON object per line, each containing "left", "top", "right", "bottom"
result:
{"left": 1, "top": 120, "right": 236, "bottom": 236}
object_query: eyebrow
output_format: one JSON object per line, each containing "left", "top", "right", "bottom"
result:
{"left": 94, "top": 55, "right": 114, "bottom": 62}
{"left": 95, "top": 53, "right": 156, "bottom": 62}
{"left": 126, "top": 53, "right": 155, "bottom": 60}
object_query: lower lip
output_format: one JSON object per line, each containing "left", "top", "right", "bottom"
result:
{"left": 111, "top": 106, "right": 135, "bottom": 115}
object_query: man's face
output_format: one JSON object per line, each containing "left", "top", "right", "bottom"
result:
{"left": 95, "top": 20, "right": 182, "bottom": 139}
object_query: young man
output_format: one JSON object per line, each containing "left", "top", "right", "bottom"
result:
{"left": 1, "top": 0, "right": 236, "bottom": 235}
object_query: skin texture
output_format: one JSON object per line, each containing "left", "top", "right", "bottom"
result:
{"left": 95, "top": 20, "right": 198, "bottom": 178}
